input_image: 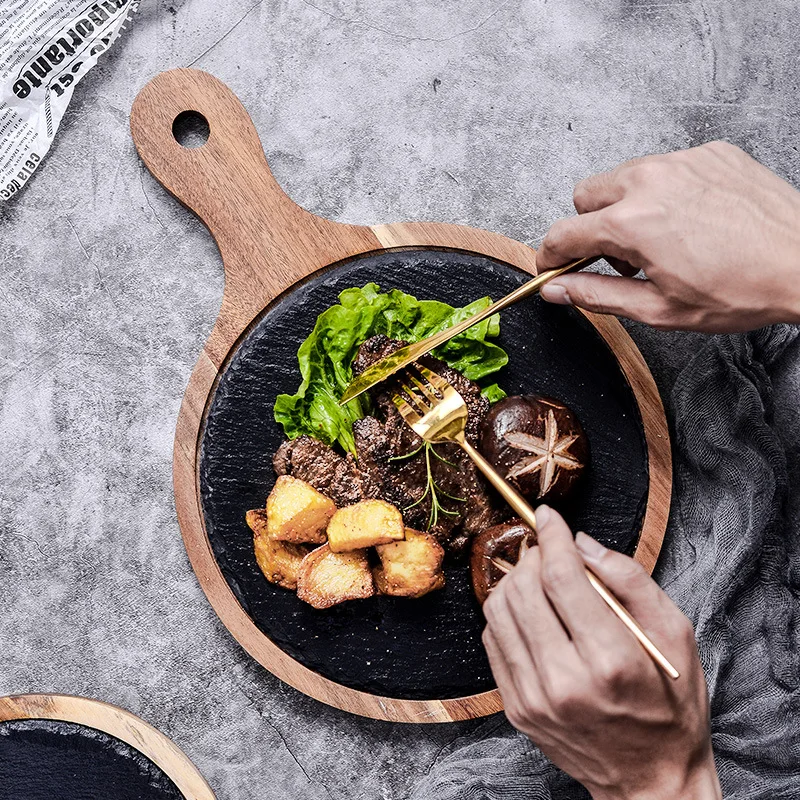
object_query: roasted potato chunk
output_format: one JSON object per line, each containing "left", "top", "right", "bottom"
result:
{"left": 265, "top": 475, "right": 336, "bottom": 544}
{"left": 246, "top": 508, "right": 310, "bottom": 589}
{"left": 296, "top": 544, "right": 374, "bottom": 609}
{"left": 326, "top": 499, "right": 404, "bottom": 553}
{"left": 374, "top": 528, "right": 445, "bottom": 598}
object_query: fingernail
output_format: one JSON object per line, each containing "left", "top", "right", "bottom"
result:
{"left": 575, "top": 531, "right": 606, "bottom": 562}
{"left": 535, "top": 504, "right": 551, "bottom": 528}
{"left": 540, "top": 283, "right": 571, "bottom": 305}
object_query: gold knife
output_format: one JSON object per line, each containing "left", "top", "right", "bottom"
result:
{"left": 339, "top": 255, "right": 599, "bottom": 405}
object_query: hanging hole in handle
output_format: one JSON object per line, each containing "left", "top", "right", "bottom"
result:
{"left": 172, "top": 110, "right": 210, "bottom": 148}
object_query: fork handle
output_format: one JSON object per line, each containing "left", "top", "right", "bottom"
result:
{"left": 460, "top": 439, "right": 680, "bottom": 680}
{"left": 461, "top": 440, "right": 540, "bottom": 532}
{"left": 584, "top": 570, "right": 680, "bottom": 679}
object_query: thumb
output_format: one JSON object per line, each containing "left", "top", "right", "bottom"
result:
{"left": 540, "top": 272, "right": 671, "bottom": 327}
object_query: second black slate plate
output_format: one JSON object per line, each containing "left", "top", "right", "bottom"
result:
{"left": 199, "top": 249, "right": 649, "bottom": 700}
{"left": 0, "top": 720, "right": 183, "bottom": 800}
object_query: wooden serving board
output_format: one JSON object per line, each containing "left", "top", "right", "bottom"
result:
{"left": 130, "top": 68, "right": 672, "bottom": 723}
{"left": 0, "top": 694, "right": 214, "bottom": 799}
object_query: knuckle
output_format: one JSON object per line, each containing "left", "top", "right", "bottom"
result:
{"left": 608, "top": 553, "right": 649, "bottom": 586}
{"left": 594, "top": 654, "right": 633, "bottom": 693}
{"left": 625, "top": 159, "right": 665, "bottom": 185}
{"left": 482, "top": 592, "right": 502, "bottom": 624}
{"left": 650, "top": 292, "right": 696, "bottom": 330}
{"left": 504, "top": 705, "right": 525, "bottom": 729}
{"left": 603, "top": 205, "right": 641, "bottom": 244}
{"left": 505, "top": 689, "right": 546, "bottom": 730}
{"left": 572, "top": 180, "right": 592, "bottom": 211}
{"left": 543, "top": 219, "right": 570, "bottom": 253}
{"left": 504, "top": 575, "right": 528, "bottom": 609}
{"left": 545, "top": 678, "right": 582, "bottom": 716}
{"left": 519, "top": 687, "right": 546, "bottom": 720}
{"left": 506, "top": 702, "right": 532, "bottom": 731}
{"left": 540, "top": 557, "right": 579, "bottom": 592}
{"left": 576, "top": 281, "right": 607, "bottom": 315}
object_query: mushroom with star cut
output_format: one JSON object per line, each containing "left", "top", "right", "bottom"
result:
{"left": 478, "top": 395, "right": 589, "bottom": 505}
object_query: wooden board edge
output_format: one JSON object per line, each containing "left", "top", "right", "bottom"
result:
{"left": 0, "top": 693, "right": 215, "bottom": 799}
{"left": 173, "top": 220, "right": 671, "bottom": 722}
{"left": 581, "top": 311, "right": 673, "bottom": 573}
{"left": 372, "top": 221, "right": 538, "bottom": 274}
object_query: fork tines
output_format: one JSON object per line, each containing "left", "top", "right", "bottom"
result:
{"left": 396, "top": 364, "right": 447, "bottom": 414}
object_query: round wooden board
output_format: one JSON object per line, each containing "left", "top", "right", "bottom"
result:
{"left": 0, "top": 694, "right": 215, "bottom": 799}
{"left": 130, "top": 68, "right": 672, "bottom": 723}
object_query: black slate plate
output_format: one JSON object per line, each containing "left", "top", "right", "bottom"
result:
{"left": 199, "top": 249, "right": 649, "bottom": 700}
{"left": 0, "top": 719, "right": 183, "bottom": 800}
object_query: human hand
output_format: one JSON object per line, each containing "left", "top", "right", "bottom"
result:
{"left": 537, "top": 141, "right": 800, "bottom": 332}
{"left": 482, "top": 506, "right": 721, "bottom": 800}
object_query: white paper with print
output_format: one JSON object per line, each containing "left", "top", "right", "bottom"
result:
{"left": 0, "top": 0, "right": 138, "bottom": 202}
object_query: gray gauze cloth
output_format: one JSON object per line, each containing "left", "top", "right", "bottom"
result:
{"left": 410, "top": 325, "right": 800, "bottom": 799}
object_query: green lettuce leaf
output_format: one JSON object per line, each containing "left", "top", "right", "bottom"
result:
{"left": 480, "top": 383, "right": 507, "bottom": 404}
{"left": 274, "top": 283, "right": 508, "bottom": 455}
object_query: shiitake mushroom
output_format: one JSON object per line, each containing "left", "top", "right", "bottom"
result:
{"left": 470, "top": 519, "right": 537, "bottom": 604}
{"left": 479, "top": 394, "right": 588, "bottom": 505}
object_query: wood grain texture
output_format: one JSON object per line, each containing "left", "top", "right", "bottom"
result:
{"left": 130, "top": 68, "right": 381, "bottom": 366}
{"left": 130, "top": 68, "right": 671, "bottom": 723}
{"left": 0, "top": 694, "right": 215, "bottom": 799}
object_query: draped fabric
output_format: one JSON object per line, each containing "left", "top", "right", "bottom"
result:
{"left": 411, "top": 326, "right": 800, "bottom": 799}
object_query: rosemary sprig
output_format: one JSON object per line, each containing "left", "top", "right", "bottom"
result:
{"left": 388, "top": 442, "right": 424, "bottom": 462}
{"left": 397, "top": 442, "right": 465, "bottom": 530}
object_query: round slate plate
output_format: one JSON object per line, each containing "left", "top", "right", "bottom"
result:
{"left": 0, "top": 720, "right": 183, "bottom": 800}
{"left": 0, "top": 695, "right": 215, "bottom": 800}
{"left": 199, "top": 249, "right": 649, "bottom": 701}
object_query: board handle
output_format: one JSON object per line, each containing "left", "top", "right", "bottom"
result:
{"left": 131, "top": 69, "right": 304, "bottom": 236}
{"left": 130, "top": 68, "right": 380, "bottom": 364}
{"left": 130, "top": 69, "right": 346, "bottom": 281}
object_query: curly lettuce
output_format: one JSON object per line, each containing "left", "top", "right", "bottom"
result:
{"left": 274, "top": 283, "right": 508, "bottom": 456}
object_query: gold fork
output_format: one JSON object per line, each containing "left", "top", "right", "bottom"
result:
{"left": 393, "top": 364, "right": 680, "bottom": 680}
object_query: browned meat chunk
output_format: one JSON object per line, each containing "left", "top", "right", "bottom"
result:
{"left": 274, "top": 335, "right": 508, "bottom": 556}
{"left": 352, "top": 334, "right": 488, "bottom": 442}
{"left": 273, "top": 435, "right": 379, "bottom": 508}
{"left": 351, "top": 335, "right": 507, "bottom": 555}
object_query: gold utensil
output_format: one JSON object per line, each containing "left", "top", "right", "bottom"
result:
{"left": 392, "top": 364, "right": 680, "bottom": 681}
{"left": 339, "top": 256, "right": 599, "bottom": 406}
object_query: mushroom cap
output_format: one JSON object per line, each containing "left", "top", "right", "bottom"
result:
{"left": 470, "top": 519, "right": 537, "bottom": 605}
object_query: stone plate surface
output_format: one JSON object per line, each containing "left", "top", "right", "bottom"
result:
{"left": 0, "top": 719, "right": 183, "bottom": 800}
{"left": 199, "top": 249, "right": 648, "bottom": 700}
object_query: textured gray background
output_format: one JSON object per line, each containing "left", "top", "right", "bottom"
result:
{"left": 1, "top": 1, "right": 799, "bottom": 798}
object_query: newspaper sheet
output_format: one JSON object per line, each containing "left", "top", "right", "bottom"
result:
{"left": 0, "top": 0, "right": 138, "bottom": 202}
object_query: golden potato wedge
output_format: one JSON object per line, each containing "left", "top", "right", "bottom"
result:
{"left": 246, "top": 508, "right": 310, "bottom": 589}
{"left": 326, "top": 499, "right": 405, "bottom": 553}
{"left": 374, "top": 528, "right": 445, "bottom": 598}
{"left": 245, "top": 508, "right": 270, "bottom": 538}
{"left": 266, "top": 475, "right": 336, "bottom": 544}
{"left": 296, "top": 544, "right": 374, "bottom": 609}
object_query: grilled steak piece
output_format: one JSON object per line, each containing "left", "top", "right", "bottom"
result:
{"left": 352, "top": 415, "right": 460, "bottom": 544}
{"left": 350, "top": 335, "right": 507, "bottom": 555}
{"left": 274, "top": 335, "right": 507, "bottom": 555}
{"left": 273, "top": 435, "right": 379, "bottom": 508}
{"left": 352, "top": 335, "right": 488, "bottom": 443}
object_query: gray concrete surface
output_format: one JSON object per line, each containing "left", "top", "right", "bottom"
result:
{"left": 1, "top": 1, "right": 799, "bottom": 798}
